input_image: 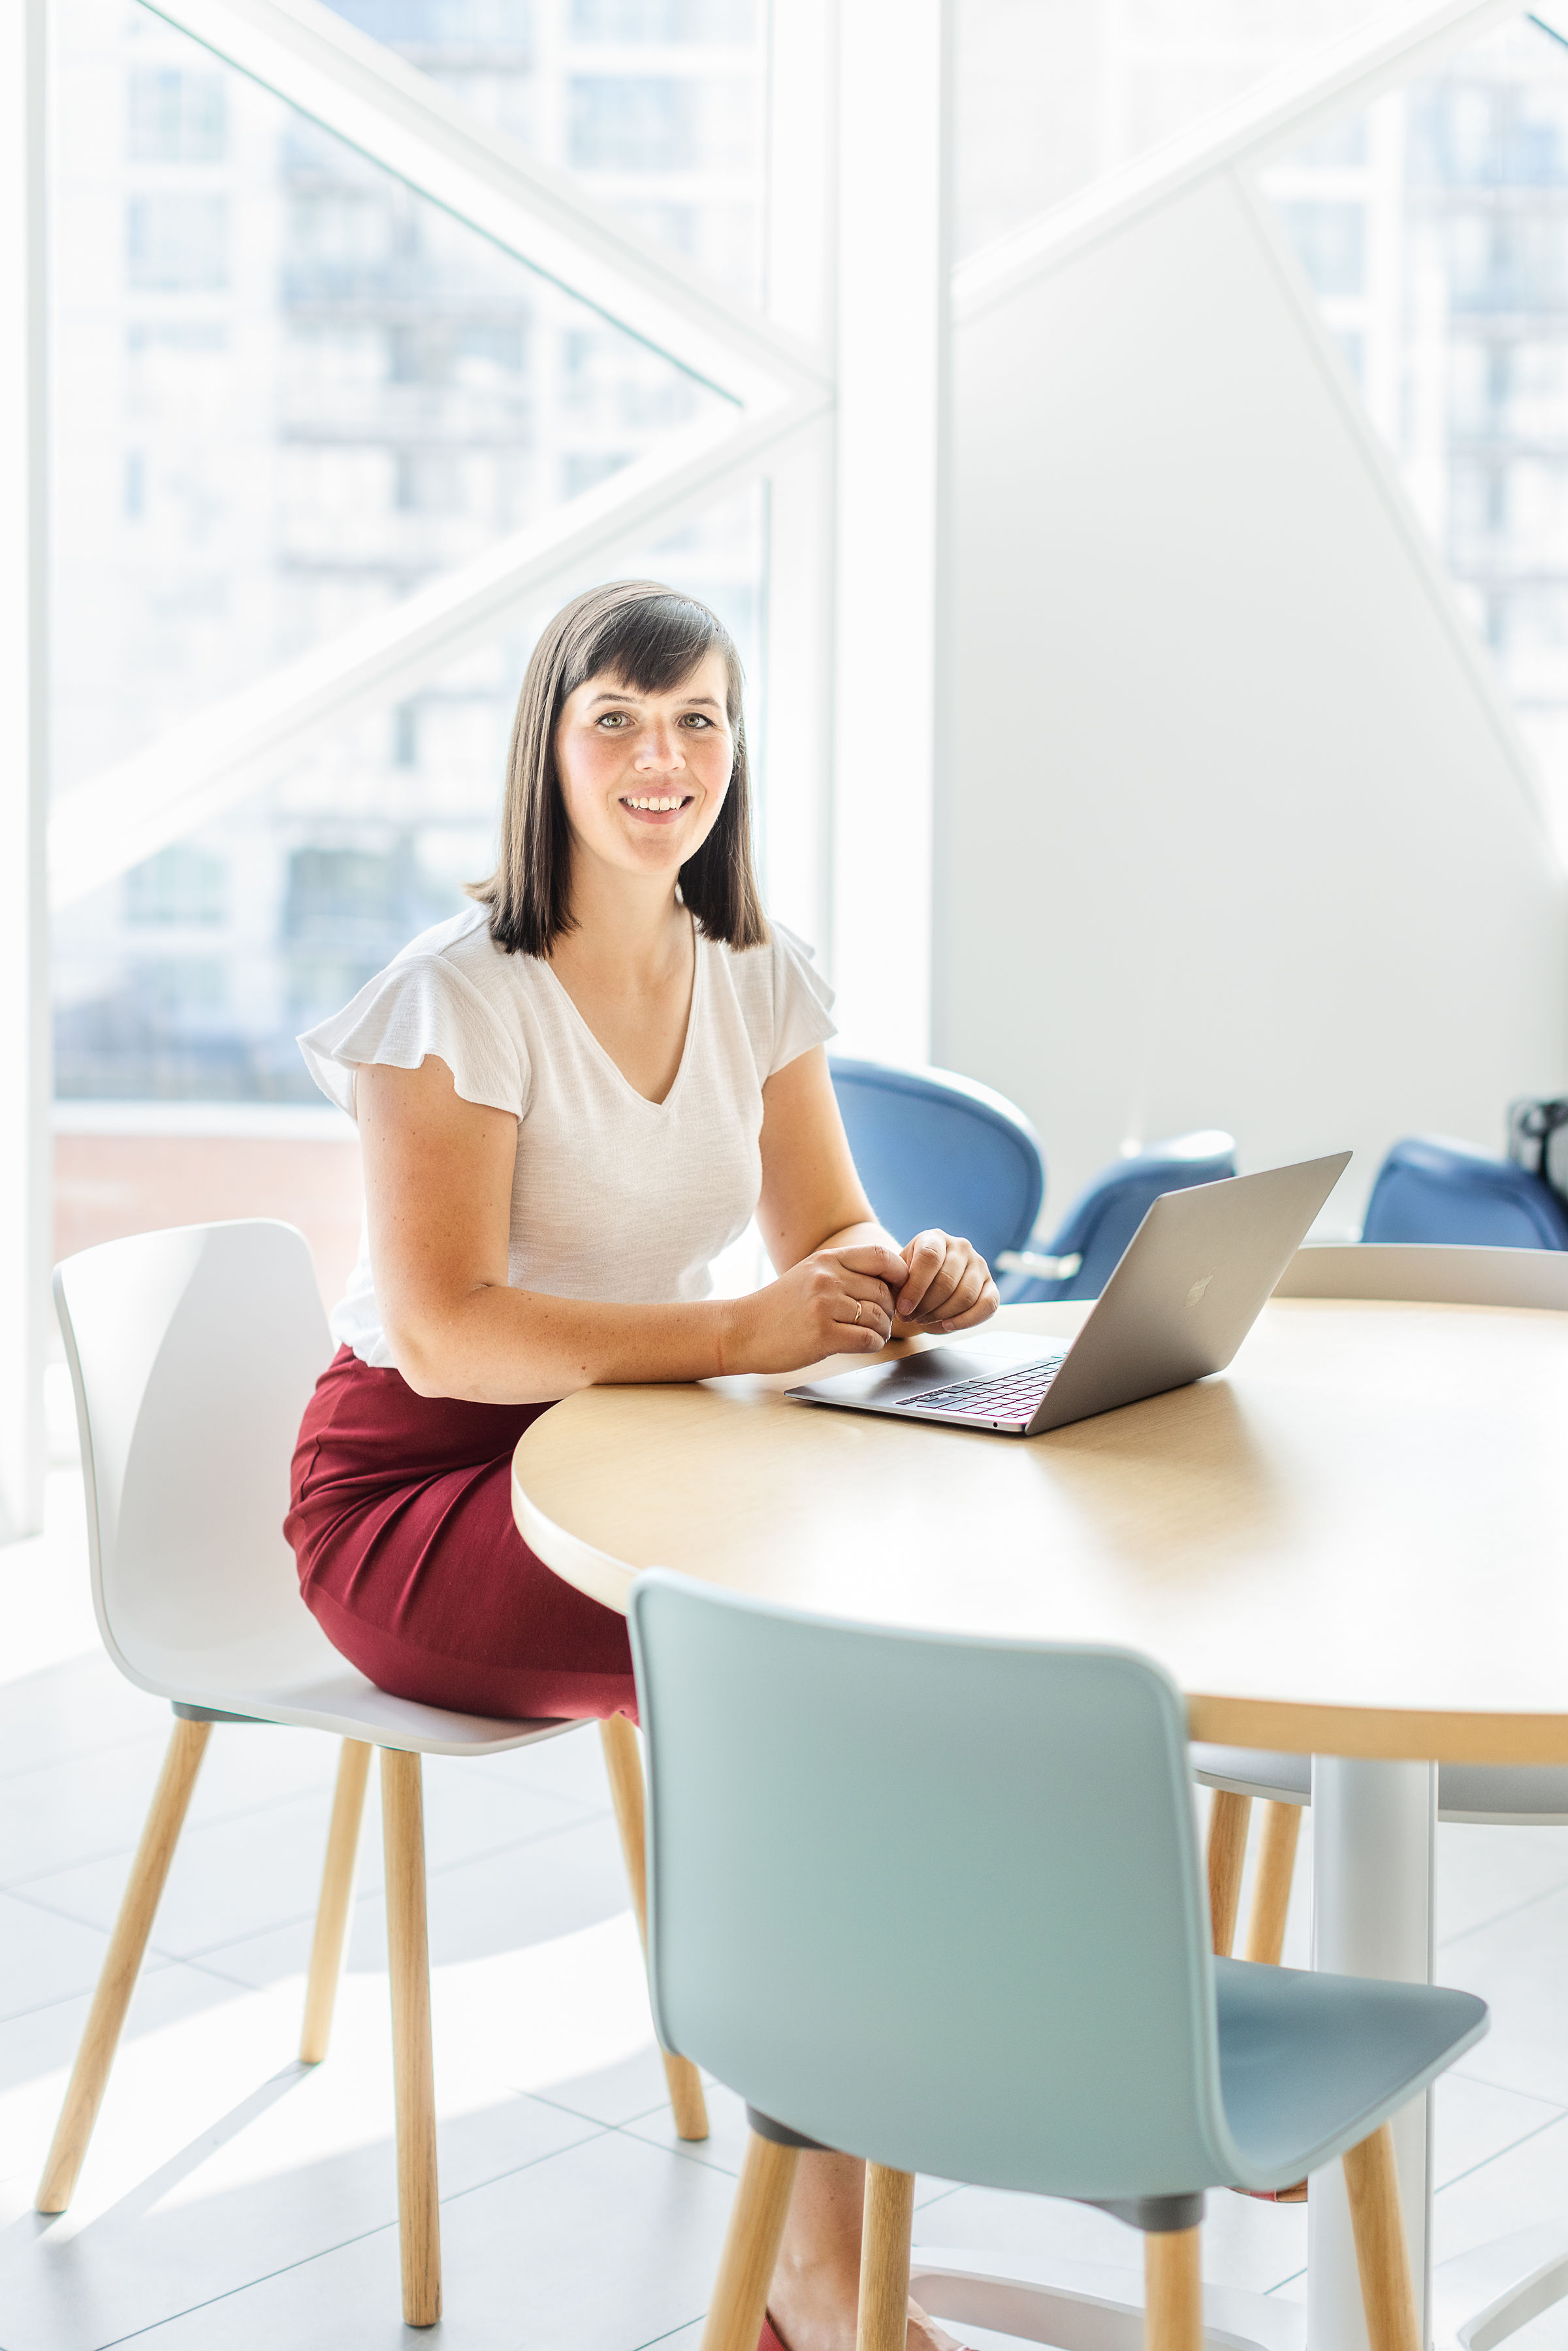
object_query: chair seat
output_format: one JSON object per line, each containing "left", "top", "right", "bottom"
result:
{"left": 148, "top": 1655, "right": 577, "bottom": 1757}
{"left": 1193, "top": 1745, "right": 1568, "bottom": 1826}
{"left": 1215, "top": 1957, "right": 1486, "bottom": 2188}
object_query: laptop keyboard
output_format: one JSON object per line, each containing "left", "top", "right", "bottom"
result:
{"left": 891, "top": 1354, "right": 1067, "bottom": 1423}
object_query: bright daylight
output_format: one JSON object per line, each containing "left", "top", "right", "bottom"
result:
{"left": 6, "top": 4, "right": 1568, "bottom": 2350}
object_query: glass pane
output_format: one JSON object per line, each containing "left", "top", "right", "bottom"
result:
{"left": 1258, "top": 14, "right": 1568, "bottom": 848}
{"left": 319, "top": 0, "right": 767, "bottom": 302}
{"left": 956, "top": 0, "right": 1409, "bottom": 259}
{"left": 52, "top": 485, "right": 765, "bottom": 1102}
{"left": 51, "top": 0, "right": 731, "bottom": 793}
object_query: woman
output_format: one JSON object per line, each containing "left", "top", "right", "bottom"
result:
{"left": 287, "top": 579, "right": 997, "bottom": 2351}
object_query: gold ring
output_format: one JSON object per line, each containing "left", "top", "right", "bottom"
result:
{"left": 852, "top": 1300, "right": 863, "bottom": 1324}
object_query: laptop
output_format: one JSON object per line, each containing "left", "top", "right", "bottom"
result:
{"left": 785, "top": 1151, "right": 1350, "bottom": 1437}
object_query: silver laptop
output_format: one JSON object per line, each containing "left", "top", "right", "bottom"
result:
{"left": 786, "top": 1152, "right": 1350, "bottom": 1437}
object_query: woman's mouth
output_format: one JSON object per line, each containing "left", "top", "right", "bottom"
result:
{"left": 620, "top": 793, "right": 693, "bottom": 824}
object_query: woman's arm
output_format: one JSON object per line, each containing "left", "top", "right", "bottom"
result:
{"left": 359, "top": 1055, "right": 908, "bottom": 1403}
{"left": 752, "top": 1048, "right": 999, "bottom": 1337}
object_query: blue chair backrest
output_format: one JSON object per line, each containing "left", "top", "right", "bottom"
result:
{"left": 1361, "top": 1137, "right": 1568, "bottom": 1251}
{"left": 630, "top": 1571, "right": 1234, "bottom": 2201}
{"left": 829, "top": 1057, "right": 1044, "bottom": 1266}
{"left": 1008, "top": 1131, "right": 1237, "bottom": 1303}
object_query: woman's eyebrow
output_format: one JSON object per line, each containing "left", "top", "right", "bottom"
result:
{"left": 586, "top": 689, "right": 724, "bottom": 711}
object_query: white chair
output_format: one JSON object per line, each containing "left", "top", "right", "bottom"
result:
{"left": 1202, "top": 1241, "right": 1568, "bottom": 1972}
{"left": 37, "top": 1218, "right": 706, "bottom": 2328}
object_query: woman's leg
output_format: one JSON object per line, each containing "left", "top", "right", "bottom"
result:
{"left": 767, "top": 2151, "right": 965, "bottom": 2351}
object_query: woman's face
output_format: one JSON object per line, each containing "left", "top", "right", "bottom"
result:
{"left": 554, "top": 650, "right": 734, "bottom": 890}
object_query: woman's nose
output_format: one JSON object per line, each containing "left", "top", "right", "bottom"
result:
{"left": 636, "top": 729, "right": 684, "bottom": 772}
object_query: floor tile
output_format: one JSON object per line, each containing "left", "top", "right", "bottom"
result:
{"left": 0, "top": 1473, "right": 100, "bottom": 1687}
{"left": 0, "top": 1733, "right": 174, "bottom": 1892}
{"left": 0, "top": 1891, "right": 131, "bottom": 2028}
{"left": 618, "top": 2075, "right": 748, "bottom": 2174}
{"left": 18, "top": 1763, "right": 595, "bottom": 1968}
{"left": 466, "top": 1720, "right": 617, "bottom": 1815}
{"left": 1432, "top": 2105, "right": 1568, "bottom": 2269}
{"left": 0, "top": 1655, "right": 164, "bottom": 1785}
{"left": 195, "top": 1804, "right": 640, "bottom": 1987}
{"left": 111, "top": 2126, "right": 737, "bottom": 2351}
{"left": 0, "top": 1967, "right": 601, "bottom": 2351}
{"left": 1435, "top": 2068, "right": 1568, "bottom": 2190}
{"left": 1437, "top": 1821, "right": 1568, "bottom": 1951}
{"left": 1435, "top": 1881, "right": 1568, "bottom": 2105}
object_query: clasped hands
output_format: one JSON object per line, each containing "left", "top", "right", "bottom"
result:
{"left": 723, "top": 1230, "right": 999, "bottom": 1377}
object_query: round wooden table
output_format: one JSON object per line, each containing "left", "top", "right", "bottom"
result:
{"left": 513, "top": 1298, "right": 1568, "bottom": 2351}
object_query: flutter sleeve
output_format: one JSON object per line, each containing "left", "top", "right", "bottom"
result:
{"left": 296, "top": 953, "right": 528, "bottom": 1121}
{"left": 767, "top": 922, "right": 839, "bottom": 1076}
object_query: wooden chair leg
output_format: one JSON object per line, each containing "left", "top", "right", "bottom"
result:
{"left": 300, "top": 1738, "right": 373, "bottom": 2063}
{"left": 1343, "top": 2122, "right": 1420, "bottom": 2351}
{"left": 1242, "top": 1800, "right": 1302, "bottom": 1967}
{"left": 1145, "top": 2225, "right": 1203, "bottom": 2351}
{"left": 382, "top": 1748, "right": 441, "bottom": 2328}
{"left": 701, "top": 2129, "right": 801, "bottom": 2351}
{"left": 1206, "top": 1788, "right": 1251, "bottom": 1958}
{"left": 857, "top": 2164, "right": 916, "bottom": 2351}
{"left": 36, "top": 1716, "right": 211, "bottom": 2213}
{"left": 600, "top": 1712, "right": 711, "bottom": 2140}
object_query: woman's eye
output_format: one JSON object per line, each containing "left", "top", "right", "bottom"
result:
{"left": 680, "top": 713, "right": 712, "bottom": 728}
{"left": 597, "top": 712, "right": 630, "bottom": 728}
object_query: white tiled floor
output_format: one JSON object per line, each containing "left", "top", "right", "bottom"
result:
{"left": 6, "top": 1409, "right": 1568, "bottom": 2349}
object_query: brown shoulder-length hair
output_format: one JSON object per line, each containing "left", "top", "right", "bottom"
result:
{"left": 468, "top": 579, "right": 769, "bottom": 957}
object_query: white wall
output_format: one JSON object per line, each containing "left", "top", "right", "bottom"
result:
{"left": 936, "top": 163, "right": 1568, "bottom": 1232}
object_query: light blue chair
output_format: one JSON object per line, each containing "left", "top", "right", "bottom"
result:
{"left": 1000, "top": 1130, "right": 1237, "bottom": 1303}
{"left": 827, "top": 1056, "right": 1044, "bottom": 1266}
{"left": 630, "top": 1573, "right": 1487, "bottom": 2351}
{"left": 1361, "top": 1136, "right": 1568, "bottom": 1250}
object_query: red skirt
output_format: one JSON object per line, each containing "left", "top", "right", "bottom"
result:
{"left": 285, "top": 1345, "right": 635, "bottom": 1723}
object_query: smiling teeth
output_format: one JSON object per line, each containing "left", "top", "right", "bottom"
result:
{"left": 624, "top": 795, "right": 685, "bottom": 811}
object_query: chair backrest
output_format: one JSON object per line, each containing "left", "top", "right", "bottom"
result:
{"left": 829, "top": 1057, "right": 1044, "bottom": 1265}
{"left": 1010, "top": 1132, "right": 1237, "bottom": 1303}
{"left": 1275, "top": 1240, "right": 1568, "bottom": 1311}
{"left": 1360, "top": 1136, "right": 1568, "bottom": 1251}
{"left": 54, "top": 1221, "right": 337, "bottom": 1697}
{"left": 631, "top": 1572, "right": 1233, "bottom": 2199}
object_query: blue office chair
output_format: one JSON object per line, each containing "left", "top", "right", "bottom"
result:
{"left": 828, "top": 1056, "right": 1044, "bottom": 1265}
{"left": 1000, "top": 1130, "right": 1238, "bottom": 1303}
{"left": 630, "top": 1573, "right": 1488, "bottom": 2351}
{"left": 1360, "top": 1136, "right": 1568, "bottom": 1250}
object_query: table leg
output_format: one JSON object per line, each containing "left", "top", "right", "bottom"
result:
{"left": 1309, "top": 1758, "right": 1436, "bottom": 2351}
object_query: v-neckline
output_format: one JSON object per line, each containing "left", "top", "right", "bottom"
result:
{"left": 541, "top": 916, "right": 702, "bottom": 1111}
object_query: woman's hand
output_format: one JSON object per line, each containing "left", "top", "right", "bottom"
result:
{"left": 722, "top": 1243, "right": 910, "bottom": 1375}
{"left": 891, "top": 1231, "right": 999, "bottom": 1337}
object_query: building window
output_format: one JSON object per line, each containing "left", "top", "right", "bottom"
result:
{"left": 569, "top": 77, "right": 690, "bottom": 174}
{"left": 128, "top": 66, "right": 227, "bottom": 163}
{"left": 125, "top": 845, "right": 228, "bottom": 927}
{"left": 126, "top": 193, "right": 229, "bottom": 292}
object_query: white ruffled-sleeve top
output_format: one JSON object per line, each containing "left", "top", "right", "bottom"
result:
{"left": 297, "top": 903, "right": 837, "bottom": 1367}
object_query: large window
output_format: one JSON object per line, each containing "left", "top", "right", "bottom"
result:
{"left": 50, "top": 0, "right": 767, "bottom": 1102}
{"left": 1260, "top": 14, "right": 1568, "bottom": 850}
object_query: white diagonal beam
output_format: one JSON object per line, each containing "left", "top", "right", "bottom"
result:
{"left": 141, "top": 0, "right": 827, "bottom": 410}
{"left": 955, "top": 0, "right": 1516, "bottom": 324}
{"left": 50, "top": 392, "right": 827, "bottom": 906}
